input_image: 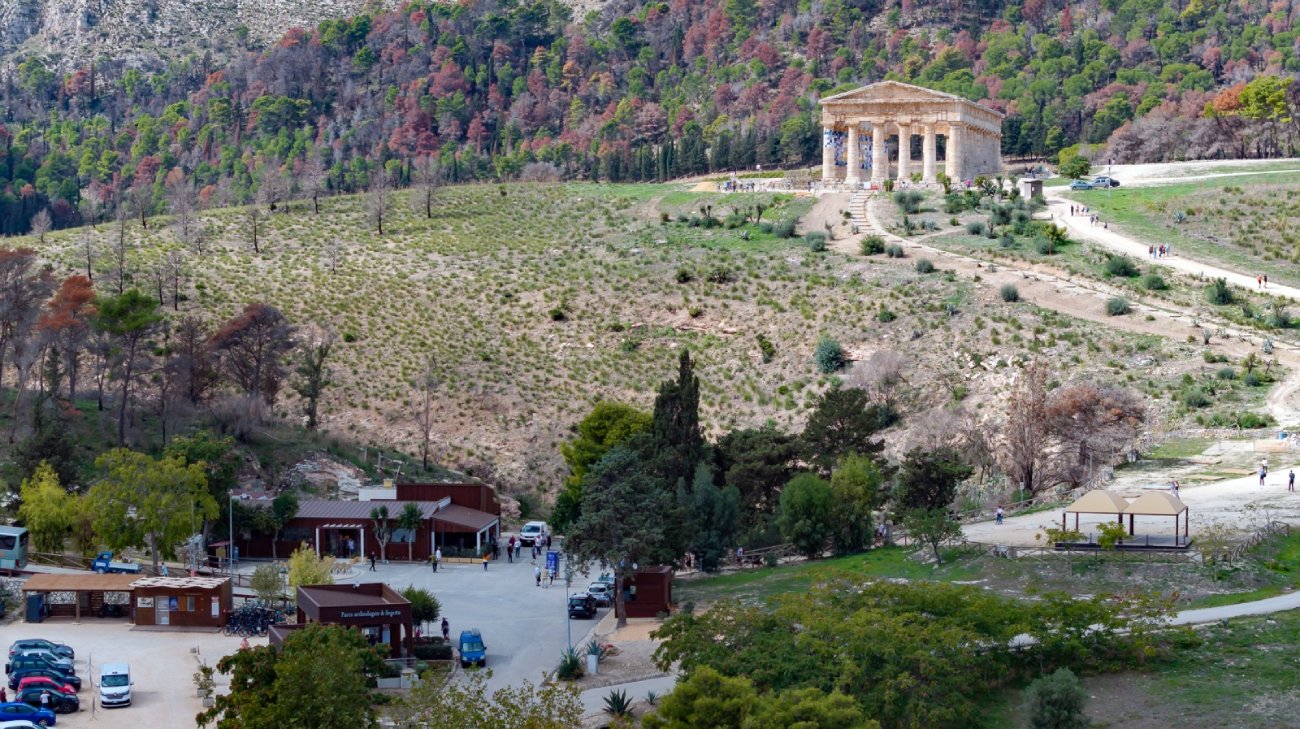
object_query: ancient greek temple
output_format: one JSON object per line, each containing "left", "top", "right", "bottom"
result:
{"left": 819, "top": 81, "right": 1004, "bottom": 187}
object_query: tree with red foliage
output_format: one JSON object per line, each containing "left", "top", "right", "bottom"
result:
{"left": 209, "top": 303, "right": 296, "bottom": 423}
{"left": 38, "top": 275, "right": 96, "bottom": 402}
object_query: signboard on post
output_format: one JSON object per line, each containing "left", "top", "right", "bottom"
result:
{"left": 545, "top": 550, "right": 559, "bottom": 576}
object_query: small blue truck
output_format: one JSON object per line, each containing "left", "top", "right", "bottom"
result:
{"left": 91, "top": 552, "right": 141, "bottom": 574}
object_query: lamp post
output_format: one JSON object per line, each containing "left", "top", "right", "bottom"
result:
{"left": 565, "top": 560, "right": 574, "bottom": 653}
{"left": 228, "top": 494, "right": 236, "bottom": 574}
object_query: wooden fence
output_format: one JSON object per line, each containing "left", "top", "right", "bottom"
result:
{"left": 1223, "top": 521, "right": 1290, "bottom": 562}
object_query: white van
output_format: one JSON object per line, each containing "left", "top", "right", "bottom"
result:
{"left": 519, "top": 521, "right": 549, "bottom": 547}
{"left": 99, "top": 663, "right": 132, "bottom": 707}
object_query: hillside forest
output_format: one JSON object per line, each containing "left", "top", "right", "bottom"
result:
{"left": 4, "top": 0, "right": 1300, "bottom": 233}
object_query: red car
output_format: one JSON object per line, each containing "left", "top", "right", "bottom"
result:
{"left": 16, "top": 677, "right": 75, "bottom": 695}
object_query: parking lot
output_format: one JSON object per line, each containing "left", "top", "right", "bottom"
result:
{"left": 0, "top": 619, "right": 260, "bottom": 727}
{"left": 0, "top": 547, "right": 605, "bottom": 725}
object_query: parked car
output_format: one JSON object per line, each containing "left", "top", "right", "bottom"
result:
{"left": 7, "top": 653, "right": 72, "bottom": 675}
{"left": 458, "top": 630, "right": 487, "bottom": 668}
{"left": 568, "top": 593, "right": 597, "bottom": 619}
{"left": 6, "top": 643, "right": 71, "bottom": 662}
{"left": 1091, "top": 175, "right": 1121, "bottom": 187}
{"left": 1068, "top": 179, "right": 1094, "bottom": 190}
{"left": 15, "top": 678, "right": 73, "bottom": 696}
{"left": 0, "top": 721, "right": 41, "bottom": 729}
{"left": 519, "top": 521, "right": 548, "bottom": 547}
{"left": 0, "top": 703, "right": 55, "bottom": 726}
{"left": 15, "top": 690, "right": 76, "bottom": 715}
{"left": 586, "top": 582, "right": 612, "bottom": 607}
{"left": 4, "top": 658, "right": 74, "bottom": 680}
{"left": 7, "top": 670, "right": 79, "bottom": 694}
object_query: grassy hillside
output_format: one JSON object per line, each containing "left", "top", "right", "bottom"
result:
{"left": 25, "top": 182, "right": 1213, "bottom": 497}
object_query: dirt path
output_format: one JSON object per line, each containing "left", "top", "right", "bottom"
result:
{"left": 845, "top": 191, "right": 1300, "bottom": 425}
{"left": 799, "top": 192, "right": 853, "bottom": 238}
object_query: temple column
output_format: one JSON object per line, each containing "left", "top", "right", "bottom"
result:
{"left": 922, "top": 125, "right": 937, "bottom": 183}
{"left": 845, "top": 126, "right": 861, "bottom": 185}
{"left": 821, "top": 126, "right": 835, "bottom": 183}
{"left": 871, "top": 123, "right": 888, "bottom": 184}
{"left": 945, "top": 124, "right": 962, "bottom": 182}
{"left": 896, "top": 123, "right": 912, "bottom": 181}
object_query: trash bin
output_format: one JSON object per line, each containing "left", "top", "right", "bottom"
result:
{"left": 25, "top": 594, "right": 45, "bottom": 623}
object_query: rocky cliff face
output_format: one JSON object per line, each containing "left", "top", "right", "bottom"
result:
{"left": 0, "top": 0, "right": 388, "bottom": 67}
{"left": 0, "top": 0, "right": 608, "bottom": 68}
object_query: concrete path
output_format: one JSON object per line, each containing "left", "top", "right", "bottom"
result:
{"left": 1046, "top": 192, "right": 1300, "bottom": 300}
{"left": 1171, "top": 590, "right": 1300, "bottom": 625}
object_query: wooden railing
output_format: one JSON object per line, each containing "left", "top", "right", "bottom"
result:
{"left": 1223, "top": 521, "right": 1290, "bottom": 562}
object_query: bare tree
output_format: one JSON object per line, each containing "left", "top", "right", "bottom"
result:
{"left": 168, "top": 177, "right": 199, "bottom": 246}
{"left": 292, "top": 325, "right": 335, "bottom": 430}
{"left": 366, "top": 174, "right": 393, "bottom": 235}
{"left": 173, "top": 315, "right": 219, "bottom": 406}
{"left": 412, "top": 155, "right": 441, "bottom": 219}
{"left": 29, "top": 209, "right": 52, "bottom": 244}
{"left": 997, "top": 362, "right": 1052, "bottom": 496}
{"left": 0, "top": 249, "right": 53, "bottom": 389}
{"left": 111, "top": 211, "right": 131, "bottom": 295}
{"left": 247, "top": 206, "right": 264, "bottom": 254}
{"left": 80, "top": 229, "right": 96, "bottom": 282}
{"left": 257, "top": 166, "right": 290, "bottom": 213}
{"left": 412, "top": 354, "right": 439, "bottom": 471}
{"left": 166, "top": 250, "right": 186, "bottom": 311}
{"left": 301, "top": 155, "right": 328, "bottom": 215}
{"left": 80, "top": 184, "right": 104, "bottom": 230}
{"left": 997, "top": 362, "right": 1145, "bottom": 496}
{"left": 324, "top": 240, "right": 344, "bottom": 274}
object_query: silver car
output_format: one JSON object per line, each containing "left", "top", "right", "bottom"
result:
{"left": 587, "top": 582, "right": 613, "bottom": 607}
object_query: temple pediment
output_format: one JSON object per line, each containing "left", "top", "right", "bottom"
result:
{"left": 822, "top": 81, "right": 977, "bottom": 107}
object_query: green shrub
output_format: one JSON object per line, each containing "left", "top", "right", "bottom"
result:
{"left": 1206, "top": 277, "right": 1234, "bottom": 305}
{"left": 965, "top": 221, "right": 985, "bottom": 236}
{"left": 556, "top": 649, "right": 584, "bottom": 681}
{"left": 1000, "top": 284, "right": 1020, "bottom": 302}
{"left": 1105, "top": 297, "right": 1130, "bottom": 316}
{"left": 943, "top": 193, "right": 966, "bottom": 214}
{"left": 707, "top": 265, "right": 736, "bottom": 284}
{"left": 773, "top": 220, "right": 797, "bottom": 238}
{"left": 804, "top": 231, "right": 828, "bottom": 252}
{"left": 723, "top": 212, "right": 745, "bottom": 228}
{"left": 603, "top": 689, "right": 633, "bottom": 718}
{"left": 1182, "top": 388, "right": 1211, "bottom": 408}
{"left": 1238, "top": 411, "right": 1274, "bottom": 428}
{"left": 1142, "top": 273, "right": 1167, "bottom": 290}
{"left": 674, "top": 267, "right": 694, "bottom": 284}
{"left": 548, "top": 307, "right": 567, "bottom": 321}
{"left": 885, "top": 244, "right": 905, "bottom": 258}
{"left": 759, "top": 222, "right": 774, "bottom": 234}
{"left": 813, "top": 335, "right": 846, "bottom": 373}
{"left": 1215, "top": 367, "right": 1236, "bottom": 380}
{"left": 860, "top": 235, "right": 886, "bottom": 255}
{"left": 915, "top": 258, "right": 935, "bottom": 274}
{"left": 756, "top": 333, "right": 775, "bottom": 363}
{"left": 1104, "top": 256, "right": 1140, "bottom": 277}
{"left": 876, "top": 308, "right": 896, "bottom": 323}
{"left": 342, "top": 332, "right": 358, "bottom": 343}
{"left": 1034, "top": 237, "right": 1055, "bottom": 255}
{"left": 894, "top": 190, "right": 924, "bottom": 214}
{"left": 999, "top": 233, "right": 1016, "bottom": 248}
{"left": 1027, "top": 668, "right": 1089, "bottom": 729}
{"left": 1243, "top": 371, "right": 1263, "bottom": 387}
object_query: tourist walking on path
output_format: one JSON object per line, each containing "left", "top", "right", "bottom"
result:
{"left": 441, "top": 617, "right": 450, "bottom": 642}
{"left": 995, "top": 505, "right": 1005, "bottom": 525}
{"left": 534, "top": 563, "right": 542, "bottom": 587}
{"left": 482, "top": 553, "right": 489, "bottom": 571}
{"left": 369, "top": 552, "right": 377, "bottom": 571}
{"left": 1260, "top": 463, "right": 1268, "bottom": 486}
{"left": 1289, "top": 470, "right": 1295, "bottom": 492}
{"left": 431, "top": 547, "right": 441, "bottom": 572}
